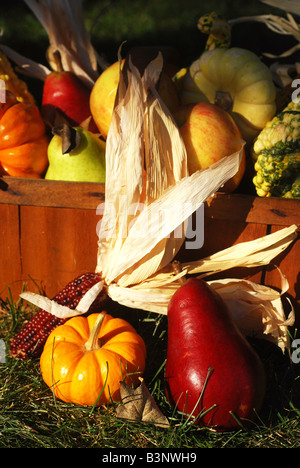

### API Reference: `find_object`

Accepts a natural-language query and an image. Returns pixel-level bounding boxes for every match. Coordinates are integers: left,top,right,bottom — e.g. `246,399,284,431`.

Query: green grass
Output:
1,289,300,449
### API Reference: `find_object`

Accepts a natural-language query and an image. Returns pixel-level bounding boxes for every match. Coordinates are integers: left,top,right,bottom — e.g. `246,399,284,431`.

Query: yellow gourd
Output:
179,47,276,142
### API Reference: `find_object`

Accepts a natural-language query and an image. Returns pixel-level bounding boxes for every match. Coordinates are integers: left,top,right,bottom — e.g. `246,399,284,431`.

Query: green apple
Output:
45,126,106,182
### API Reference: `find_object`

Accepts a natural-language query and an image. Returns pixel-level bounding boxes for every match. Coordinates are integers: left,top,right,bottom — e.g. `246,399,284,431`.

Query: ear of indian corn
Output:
9,272,103,359
0,48,36,104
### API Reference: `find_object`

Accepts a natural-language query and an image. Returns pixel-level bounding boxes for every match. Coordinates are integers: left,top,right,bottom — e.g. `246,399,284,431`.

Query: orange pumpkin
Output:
40,312,147,406
0,92,48,177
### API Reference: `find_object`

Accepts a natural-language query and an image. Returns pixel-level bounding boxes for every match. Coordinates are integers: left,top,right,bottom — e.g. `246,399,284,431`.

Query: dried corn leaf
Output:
229,8,300,58
260,0,300,16
3,0,104,86
207,273,295,353
26,0,101,85
21,281,104,319
182,224,298,278
96,53,244,287
0,45,50,81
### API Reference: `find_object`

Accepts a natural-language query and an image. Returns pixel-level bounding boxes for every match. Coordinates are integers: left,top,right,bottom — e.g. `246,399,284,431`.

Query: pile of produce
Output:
2,0,300,433
0,2,299,197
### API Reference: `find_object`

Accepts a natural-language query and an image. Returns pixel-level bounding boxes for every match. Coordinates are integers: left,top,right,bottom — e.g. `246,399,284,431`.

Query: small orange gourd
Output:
40,312,147,406
0,92,48,177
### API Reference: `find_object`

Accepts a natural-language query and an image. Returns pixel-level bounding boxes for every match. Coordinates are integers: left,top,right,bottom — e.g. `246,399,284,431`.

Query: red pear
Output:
165,277,266,431
42,51,94,128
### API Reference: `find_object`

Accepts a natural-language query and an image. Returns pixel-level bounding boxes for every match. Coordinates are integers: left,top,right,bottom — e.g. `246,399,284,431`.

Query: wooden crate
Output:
0,176,299,319
0,177,104,300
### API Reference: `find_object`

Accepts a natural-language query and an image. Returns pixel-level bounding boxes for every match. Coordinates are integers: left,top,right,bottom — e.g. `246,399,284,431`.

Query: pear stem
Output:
172,260,187,285
84,313,105,352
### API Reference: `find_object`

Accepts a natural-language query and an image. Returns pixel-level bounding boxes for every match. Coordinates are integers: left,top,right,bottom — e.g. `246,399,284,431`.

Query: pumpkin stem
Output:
214,90,233,112
84,313,105,352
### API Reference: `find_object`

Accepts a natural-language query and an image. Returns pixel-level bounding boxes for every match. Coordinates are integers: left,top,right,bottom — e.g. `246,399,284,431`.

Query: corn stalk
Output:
1,0,106,87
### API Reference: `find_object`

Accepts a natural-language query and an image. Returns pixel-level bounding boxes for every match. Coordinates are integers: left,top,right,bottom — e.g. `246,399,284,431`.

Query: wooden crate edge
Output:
0,176,105,210
206,192,300,226
1,177,299,226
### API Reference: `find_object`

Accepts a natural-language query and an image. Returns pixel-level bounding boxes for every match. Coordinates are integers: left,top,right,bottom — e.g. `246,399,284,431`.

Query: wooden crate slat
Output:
1,178,299,225
19,206,99,299
0,176,105,210
206,192,300,226
0,205,23,299
263,224,300,316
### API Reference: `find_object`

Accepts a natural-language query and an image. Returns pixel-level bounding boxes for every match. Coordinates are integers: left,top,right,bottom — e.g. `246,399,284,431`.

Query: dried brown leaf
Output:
116,379,169,428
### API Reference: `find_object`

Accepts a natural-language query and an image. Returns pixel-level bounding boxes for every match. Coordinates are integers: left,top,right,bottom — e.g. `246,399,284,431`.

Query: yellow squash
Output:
180,47,276,141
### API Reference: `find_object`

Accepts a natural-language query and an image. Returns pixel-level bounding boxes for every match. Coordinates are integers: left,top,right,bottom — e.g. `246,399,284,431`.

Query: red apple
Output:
42,71,92,125
175,102,246,192
42,52,95,129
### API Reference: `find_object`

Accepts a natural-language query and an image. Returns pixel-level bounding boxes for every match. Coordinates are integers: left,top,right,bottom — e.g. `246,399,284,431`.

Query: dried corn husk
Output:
21,53,298,353
182,224,298,278
208,272,294,354
260,0,300,16
1,0,105,87
229,5,300,60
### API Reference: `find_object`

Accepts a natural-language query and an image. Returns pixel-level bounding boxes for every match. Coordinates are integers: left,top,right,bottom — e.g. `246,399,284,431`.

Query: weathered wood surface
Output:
0,176,105,209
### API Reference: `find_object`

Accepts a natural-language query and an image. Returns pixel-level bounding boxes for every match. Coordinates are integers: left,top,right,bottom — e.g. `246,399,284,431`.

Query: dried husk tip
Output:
229,1,300,85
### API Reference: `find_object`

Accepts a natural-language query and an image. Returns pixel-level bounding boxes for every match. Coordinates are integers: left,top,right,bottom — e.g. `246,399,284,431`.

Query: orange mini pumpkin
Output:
40,312,147,406
0,92,48,177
